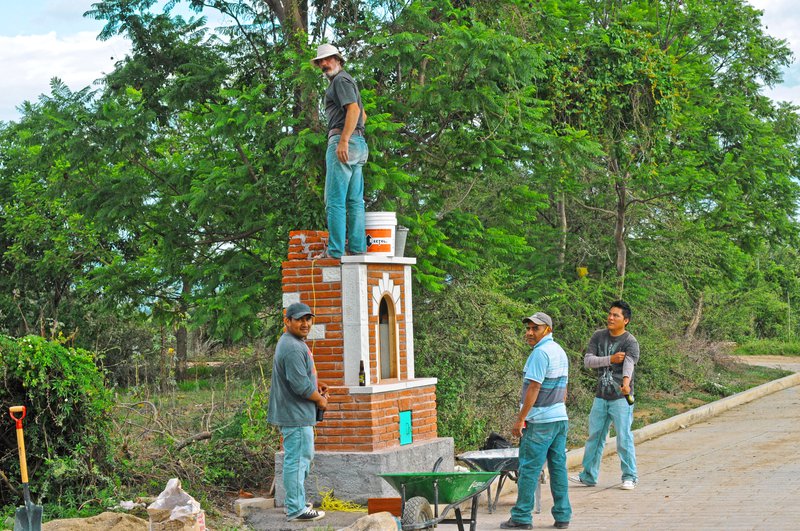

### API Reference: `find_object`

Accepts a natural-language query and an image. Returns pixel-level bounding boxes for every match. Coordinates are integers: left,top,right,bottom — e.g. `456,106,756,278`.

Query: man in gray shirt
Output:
570,300,640,490
311,44,368,260
268,302,329,521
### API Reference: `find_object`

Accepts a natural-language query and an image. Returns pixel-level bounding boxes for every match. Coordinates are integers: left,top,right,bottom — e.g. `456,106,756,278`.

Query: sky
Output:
0,1,798,123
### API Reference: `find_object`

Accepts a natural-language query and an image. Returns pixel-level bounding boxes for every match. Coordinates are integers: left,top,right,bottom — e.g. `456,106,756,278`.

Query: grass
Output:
108,353,277,530
733,339,800,356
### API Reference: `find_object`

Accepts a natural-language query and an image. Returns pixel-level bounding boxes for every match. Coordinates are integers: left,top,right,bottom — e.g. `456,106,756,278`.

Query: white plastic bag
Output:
147,478,206,531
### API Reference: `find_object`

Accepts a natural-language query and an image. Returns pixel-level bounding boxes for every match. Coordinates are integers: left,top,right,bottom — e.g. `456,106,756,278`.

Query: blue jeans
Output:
510,420,572,525
579,397,637,484
281,426,314,519
325,134,368,257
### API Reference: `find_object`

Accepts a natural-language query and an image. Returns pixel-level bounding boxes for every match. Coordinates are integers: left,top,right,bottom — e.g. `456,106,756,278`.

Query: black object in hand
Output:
624,393,635,405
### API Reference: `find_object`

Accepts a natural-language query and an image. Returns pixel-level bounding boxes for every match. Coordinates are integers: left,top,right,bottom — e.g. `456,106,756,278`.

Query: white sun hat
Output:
311,43,346,66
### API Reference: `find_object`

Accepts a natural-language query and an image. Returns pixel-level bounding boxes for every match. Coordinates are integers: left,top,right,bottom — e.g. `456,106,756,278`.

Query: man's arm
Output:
512,379,541,438
336,103,362,163
621,339,639,394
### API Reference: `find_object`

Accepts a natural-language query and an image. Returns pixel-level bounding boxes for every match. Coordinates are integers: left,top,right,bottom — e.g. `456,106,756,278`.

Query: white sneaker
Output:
295,508,325,521
568,475,595,487
285,502,312,515
620,479,637,490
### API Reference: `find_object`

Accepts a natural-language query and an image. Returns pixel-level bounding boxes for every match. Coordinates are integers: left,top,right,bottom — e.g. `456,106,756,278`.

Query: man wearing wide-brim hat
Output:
311,43,368,260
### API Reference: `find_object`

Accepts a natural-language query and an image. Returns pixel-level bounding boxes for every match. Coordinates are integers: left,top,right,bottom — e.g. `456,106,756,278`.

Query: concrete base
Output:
274,437,454,506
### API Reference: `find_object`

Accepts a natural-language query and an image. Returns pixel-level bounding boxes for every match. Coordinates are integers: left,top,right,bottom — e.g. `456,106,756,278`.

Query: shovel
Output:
9,406,43,531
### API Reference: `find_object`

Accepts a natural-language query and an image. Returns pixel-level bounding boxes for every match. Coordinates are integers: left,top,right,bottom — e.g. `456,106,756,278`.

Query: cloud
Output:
0,31,129,122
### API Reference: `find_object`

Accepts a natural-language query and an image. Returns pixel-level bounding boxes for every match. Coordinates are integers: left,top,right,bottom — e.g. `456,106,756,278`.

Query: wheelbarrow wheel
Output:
402,496,434,530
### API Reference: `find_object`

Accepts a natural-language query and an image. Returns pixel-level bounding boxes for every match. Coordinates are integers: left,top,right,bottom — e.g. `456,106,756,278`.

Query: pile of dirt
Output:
42,512,147,531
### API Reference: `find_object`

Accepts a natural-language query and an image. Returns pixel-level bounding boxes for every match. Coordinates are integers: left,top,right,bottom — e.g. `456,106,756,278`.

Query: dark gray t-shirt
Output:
324,70,364,133
586,329,640,401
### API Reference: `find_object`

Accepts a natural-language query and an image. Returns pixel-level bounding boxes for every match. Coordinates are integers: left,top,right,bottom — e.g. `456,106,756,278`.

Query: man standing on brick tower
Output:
311,43,368,259
268,302,329,522
570,299,640,490
502,312,571,530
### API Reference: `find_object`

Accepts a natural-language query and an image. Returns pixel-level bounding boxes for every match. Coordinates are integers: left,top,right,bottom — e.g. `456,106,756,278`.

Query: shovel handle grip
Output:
9,406,28,484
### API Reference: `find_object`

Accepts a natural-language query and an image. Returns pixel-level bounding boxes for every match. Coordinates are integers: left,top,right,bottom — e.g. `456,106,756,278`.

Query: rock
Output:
339,511,401,531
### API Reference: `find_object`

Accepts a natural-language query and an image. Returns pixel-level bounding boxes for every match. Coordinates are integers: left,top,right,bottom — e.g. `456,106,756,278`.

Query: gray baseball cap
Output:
285,302,315,319
522,311,553,328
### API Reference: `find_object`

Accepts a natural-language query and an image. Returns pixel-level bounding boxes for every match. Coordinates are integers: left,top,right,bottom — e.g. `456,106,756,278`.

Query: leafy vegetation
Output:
0,336,115,511
734,340,800,356
0,0,799,522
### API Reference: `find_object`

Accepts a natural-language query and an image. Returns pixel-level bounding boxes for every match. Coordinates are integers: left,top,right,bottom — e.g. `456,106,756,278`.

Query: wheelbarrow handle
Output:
9,406,29,484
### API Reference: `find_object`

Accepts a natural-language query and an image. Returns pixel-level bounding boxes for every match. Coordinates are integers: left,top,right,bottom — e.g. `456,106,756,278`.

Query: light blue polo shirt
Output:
520,333,569,424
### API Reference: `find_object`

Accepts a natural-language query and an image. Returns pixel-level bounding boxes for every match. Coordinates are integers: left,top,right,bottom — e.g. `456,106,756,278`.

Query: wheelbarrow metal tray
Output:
458,448,519,472
379,471,499,505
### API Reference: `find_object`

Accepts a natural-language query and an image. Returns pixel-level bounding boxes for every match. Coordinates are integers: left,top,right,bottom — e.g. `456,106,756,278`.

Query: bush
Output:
734,339,800,356
414,273,528,451
0,335,115,510
700,286,789,342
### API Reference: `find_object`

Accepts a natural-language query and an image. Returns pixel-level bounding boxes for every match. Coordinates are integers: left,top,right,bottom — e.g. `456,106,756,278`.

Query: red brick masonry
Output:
283,230,438,451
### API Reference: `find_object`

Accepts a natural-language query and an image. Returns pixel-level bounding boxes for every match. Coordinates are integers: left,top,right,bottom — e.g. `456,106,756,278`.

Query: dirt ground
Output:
41,512,147,531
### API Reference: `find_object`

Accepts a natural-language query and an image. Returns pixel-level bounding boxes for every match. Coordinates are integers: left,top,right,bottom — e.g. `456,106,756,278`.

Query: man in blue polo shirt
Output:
502,312,572,530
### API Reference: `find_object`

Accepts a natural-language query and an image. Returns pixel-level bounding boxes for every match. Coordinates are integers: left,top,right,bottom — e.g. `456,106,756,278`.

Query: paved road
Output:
505,380,800,529
246,356,800,530
483,355,800,530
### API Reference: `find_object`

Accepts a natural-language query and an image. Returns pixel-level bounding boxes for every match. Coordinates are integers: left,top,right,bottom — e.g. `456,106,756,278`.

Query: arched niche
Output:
378,294,399,381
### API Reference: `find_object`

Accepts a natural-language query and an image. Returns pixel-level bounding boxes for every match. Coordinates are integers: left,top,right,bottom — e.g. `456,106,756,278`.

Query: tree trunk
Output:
263,0,308,33
174,278,191,381
557,192,567,272
160,324,168,392
685,290,704,339
614,176,628,296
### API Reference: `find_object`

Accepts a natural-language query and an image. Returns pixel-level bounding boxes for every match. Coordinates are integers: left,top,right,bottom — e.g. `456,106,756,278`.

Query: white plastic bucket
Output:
365,211,396,255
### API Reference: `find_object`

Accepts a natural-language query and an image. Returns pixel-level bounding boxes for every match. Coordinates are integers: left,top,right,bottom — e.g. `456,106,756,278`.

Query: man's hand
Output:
318,381,329,395
620,376,631,396
610,351,626,364
317,395,328,411
336,137,350,163
512,418,525,438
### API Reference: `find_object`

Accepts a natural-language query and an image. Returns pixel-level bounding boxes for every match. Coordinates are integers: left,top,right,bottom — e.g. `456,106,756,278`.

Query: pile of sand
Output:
42,511,147,531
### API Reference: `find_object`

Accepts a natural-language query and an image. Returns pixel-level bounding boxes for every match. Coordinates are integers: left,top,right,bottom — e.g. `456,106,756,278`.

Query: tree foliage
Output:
0,1,798,448
0,336,115,506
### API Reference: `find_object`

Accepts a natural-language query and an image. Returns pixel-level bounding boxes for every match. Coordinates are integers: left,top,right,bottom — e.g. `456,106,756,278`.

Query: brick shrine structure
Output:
274,230,454,504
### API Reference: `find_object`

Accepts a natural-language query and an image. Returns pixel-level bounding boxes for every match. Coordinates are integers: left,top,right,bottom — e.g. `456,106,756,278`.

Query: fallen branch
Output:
0,469,18,496
175,431,212,451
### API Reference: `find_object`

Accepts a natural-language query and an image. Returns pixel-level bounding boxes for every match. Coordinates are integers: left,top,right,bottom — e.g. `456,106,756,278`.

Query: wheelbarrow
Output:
379,460,499,531
458,447,545,514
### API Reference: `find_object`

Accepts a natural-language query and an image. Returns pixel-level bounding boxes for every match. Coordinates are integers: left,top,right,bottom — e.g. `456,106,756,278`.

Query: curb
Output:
566,371,800,469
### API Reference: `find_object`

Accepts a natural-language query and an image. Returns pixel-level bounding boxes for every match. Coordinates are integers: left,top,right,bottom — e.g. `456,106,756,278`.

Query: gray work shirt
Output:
325,70,364,133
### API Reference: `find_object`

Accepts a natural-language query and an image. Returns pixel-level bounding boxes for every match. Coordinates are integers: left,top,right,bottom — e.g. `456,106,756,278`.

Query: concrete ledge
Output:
275,438,455,506
567,371,800,468
347,377,438,394
233,497,275,517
